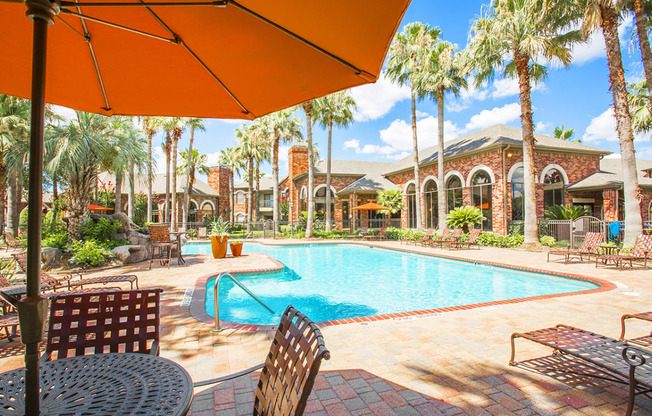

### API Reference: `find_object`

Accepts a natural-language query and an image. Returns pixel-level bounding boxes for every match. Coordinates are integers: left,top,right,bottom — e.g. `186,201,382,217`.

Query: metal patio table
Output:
0,352,193,415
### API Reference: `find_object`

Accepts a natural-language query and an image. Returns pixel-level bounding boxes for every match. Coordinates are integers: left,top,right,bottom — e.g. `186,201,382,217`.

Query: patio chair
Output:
596,234,652,270
426,228,451,248
3,232,21,252
0,277,18,342
547,231,604,263
510,324,652,416
43,288,162,361
449,229,482,250
401,228,433,245
367,227,387,241
347,226,368,239
194,306,330,416
197,226,207,239
148,223,175,269
620,311,652,345
12,252,138,291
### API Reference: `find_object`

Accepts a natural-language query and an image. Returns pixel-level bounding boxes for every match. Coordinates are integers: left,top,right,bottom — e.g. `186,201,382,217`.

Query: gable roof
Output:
383,124,611,176
98,172,218,196
293,159,395,179
567,158,652,191
234,175,287,191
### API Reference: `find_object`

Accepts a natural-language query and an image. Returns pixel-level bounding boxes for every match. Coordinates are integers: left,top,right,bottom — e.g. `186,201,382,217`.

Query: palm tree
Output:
313,91,356,232
161,117,187,230
177,148,211,219
626,0,652,105
140,116,161,223
416,39,467,231
159,119,173,223
48,111,112,240
266,109,303,233
554,125,581,142
465,0,580,243
219,146,243,224
580,0,643,245
182,117,205,226
386,22,441,231
301,101,316,237
628,80,651,132
235,124,256,232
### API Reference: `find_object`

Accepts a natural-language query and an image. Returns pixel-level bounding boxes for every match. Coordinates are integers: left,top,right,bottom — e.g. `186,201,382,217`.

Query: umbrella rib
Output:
228,0,367,78
135,0,251,116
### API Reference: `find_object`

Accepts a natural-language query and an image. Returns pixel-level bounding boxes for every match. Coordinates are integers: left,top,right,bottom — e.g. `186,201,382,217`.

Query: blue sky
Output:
150,1,652,182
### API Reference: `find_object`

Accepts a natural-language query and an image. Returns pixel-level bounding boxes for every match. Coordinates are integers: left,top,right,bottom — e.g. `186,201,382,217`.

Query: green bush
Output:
80,217,122,243
385,227,424,241
477,232,524,248
508,223,524,236
446,206,486,233
69,240,113,267
313,231,349,239
545,205,589,220
539,235,556,247
42,231,68,250
186,228,198,238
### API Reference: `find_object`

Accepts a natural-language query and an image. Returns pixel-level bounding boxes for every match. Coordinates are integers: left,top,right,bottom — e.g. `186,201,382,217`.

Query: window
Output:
188,201,198,223
446,176,463,214
511,166,524,221
236,192,244,205
261,194,273,208
342,201,350,228
406,184,417,229
315,187,334,219
470,170,493,231
235,213,245,223
424,180,438,229
543,168,565,208
300,187,307,212
201,203,214,220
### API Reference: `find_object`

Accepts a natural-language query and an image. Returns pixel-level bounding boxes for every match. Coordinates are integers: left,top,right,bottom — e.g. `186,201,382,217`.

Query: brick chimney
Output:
207,165,232,219
287,143,309,222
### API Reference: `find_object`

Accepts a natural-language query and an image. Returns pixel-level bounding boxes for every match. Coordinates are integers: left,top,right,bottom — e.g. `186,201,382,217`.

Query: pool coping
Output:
188,241,617,331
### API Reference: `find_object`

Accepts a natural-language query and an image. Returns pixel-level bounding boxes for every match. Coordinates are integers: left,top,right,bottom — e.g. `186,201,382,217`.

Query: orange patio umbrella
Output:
352,202,391,211
88,203,112,211
0,1,410,413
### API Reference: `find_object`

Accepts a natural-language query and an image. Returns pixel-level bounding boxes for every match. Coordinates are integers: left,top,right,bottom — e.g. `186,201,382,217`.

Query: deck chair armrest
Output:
193,363,265,388
149,340,160,356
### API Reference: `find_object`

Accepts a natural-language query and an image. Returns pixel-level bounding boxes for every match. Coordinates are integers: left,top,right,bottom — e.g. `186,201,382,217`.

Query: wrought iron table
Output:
0,353,193,415
170,231,186,265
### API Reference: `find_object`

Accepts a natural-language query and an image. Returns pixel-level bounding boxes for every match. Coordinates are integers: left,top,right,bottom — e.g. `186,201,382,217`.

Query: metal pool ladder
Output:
213,272,275,332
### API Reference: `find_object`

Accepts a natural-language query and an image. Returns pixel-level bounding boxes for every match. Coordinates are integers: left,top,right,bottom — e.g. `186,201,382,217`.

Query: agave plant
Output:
544,205,588,220
446,206,486,233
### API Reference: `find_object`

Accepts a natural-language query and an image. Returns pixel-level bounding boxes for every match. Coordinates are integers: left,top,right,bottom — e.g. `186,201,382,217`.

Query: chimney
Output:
287,143,309,222
207,165,232,218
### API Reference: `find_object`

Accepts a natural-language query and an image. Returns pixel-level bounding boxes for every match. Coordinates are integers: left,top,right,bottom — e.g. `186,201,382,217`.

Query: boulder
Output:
110,212,131,234
111,245,149,265
127,230,151,256
41,247,63,269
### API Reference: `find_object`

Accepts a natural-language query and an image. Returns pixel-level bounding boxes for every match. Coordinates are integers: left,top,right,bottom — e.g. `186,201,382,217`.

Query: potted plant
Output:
229,240,243,257
209,217,229,259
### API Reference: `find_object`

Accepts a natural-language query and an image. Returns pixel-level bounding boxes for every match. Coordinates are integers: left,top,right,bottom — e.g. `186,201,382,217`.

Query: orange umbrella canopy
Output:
352,202,391,211
1,0,410,119
88,204,112,211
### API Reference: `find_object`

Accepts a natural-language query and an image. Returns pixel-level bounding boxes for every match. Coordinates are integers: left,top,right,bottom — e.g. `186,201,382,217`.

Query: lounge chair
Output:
347,226,368,239
426,228,450,248
197,226,207,239
367,227,387,241
194,306,329,416
620,311,652,344
43,288,162,360
429,229,461,248
596,234,652,269
510,324,652,416
449,229,482,250
401,228,433,246
547,231,604,263
3,232,21,252
12,252,138,291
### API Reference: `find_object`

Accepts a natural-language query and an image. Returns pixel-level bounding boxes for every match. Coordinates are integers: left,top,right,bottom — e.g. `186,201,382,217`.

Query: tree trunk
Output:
49,176,58,231
601,5,643,245
633,0,652,104
410,89,423,231
436,88,447,231
147,127,153,223
255,161,261,221
128,162,135,219
183,127,195,226
304,102,315,238
171,135,179,231
14,169,22,233
164,134,171,223
326,116,333,232
515,56,539,244
230,173,234,224
0,163,7,236
6,170,17,237
114,171,122,213
272,135,280,232
247,155,254,233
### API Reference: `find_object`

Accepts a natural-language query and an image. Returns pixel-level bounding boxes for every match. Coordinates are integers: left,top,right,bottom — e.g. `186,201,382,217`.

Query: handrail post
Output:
213,272,274,332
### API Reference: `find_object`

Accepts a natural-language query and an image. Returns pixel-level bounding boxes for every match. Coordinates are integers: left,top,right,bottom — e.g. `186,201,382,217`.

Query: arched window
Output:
201,202,214,221
406,184,417,228
300,187,307,212
446,176,463,214
188,201,198,223
236,191,244,205
235,213,245,223
424,180,438,229
544,168,565,208
511,166,524,221
471,171,493,231
315,187,334,219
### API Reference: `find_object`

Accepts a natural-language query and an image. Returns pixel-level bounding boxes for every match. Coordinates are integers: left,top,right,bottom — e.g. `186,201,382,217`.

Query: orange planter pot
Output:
211,235,228,259
230,243,243,257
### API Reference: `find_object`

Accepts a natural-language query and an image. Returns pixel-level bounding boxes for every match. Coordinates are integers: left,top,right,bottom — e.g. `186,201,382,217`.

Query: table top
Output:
0,353,193,415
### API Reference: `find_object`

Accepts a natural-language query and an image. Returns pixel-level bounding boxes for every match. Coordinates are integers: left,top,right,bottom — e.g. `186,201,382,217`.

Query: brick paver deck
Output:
1,240,651,415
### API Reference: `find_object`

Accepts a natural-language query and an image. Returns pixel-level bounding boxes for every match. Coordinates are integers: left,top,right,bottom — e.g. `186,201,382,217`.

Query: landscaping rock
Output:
127,230,151,256
111,245,148,265
110,212,131,234
41,247,63,269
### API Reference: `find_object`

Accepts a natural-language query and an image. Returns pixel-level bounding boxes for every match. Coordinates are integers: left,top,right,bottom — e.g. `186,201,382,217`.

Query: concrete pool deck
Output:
1,240,651,415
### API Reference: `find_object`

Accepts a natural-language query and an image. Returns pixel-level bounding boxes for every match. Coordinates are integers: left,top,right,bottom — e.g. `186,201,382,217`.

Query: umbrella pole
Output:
20,2,59,414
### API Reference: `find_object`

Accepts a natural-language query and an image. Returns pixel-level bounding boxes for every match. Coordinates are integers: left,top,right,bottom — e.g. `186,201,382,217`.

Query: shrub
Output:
385,227,424,241
42,231,68,250
186,228,198,238
313,231,348,239
545,205,589,220
477,232,524,248
539,235,556,247
80,217,122,243
446,206,486,233
69,240,113,267
508,223,524,236
209,216,229,236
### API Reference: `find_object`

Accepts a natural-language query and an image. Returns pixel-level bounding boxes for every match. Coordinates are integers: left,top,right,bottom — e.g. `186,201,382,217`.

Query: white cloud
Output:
51,105,77,123
153,146,166,175
566,15,633,67
463,103,522,132
448,83,490,112
279,145,290,162
206,151,222,166
536,121,553,134
583,107,652,142
350,73,411,121
416,110,430,119
490,78,546,99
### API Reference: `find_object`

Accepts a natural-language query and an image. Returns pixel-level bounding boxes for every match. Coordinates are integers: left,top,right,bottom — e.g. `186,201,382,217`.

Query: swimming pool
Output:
183,242,600,326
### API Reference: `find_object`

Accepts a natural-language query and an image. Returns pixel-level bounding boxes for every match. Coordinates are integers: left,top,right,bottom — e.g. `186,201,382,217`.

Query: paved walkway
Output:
1,240,651,415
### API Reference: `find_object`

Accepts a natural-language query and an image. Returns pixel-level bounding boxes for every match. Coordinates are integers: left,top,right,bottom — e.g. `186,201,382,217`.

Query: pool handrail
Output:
213,272,275,332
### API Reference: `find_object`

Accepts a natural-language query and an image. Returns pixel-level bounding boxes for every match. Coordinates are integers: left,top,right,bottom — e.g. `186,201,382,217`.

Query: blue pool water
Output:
183,243,599,325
